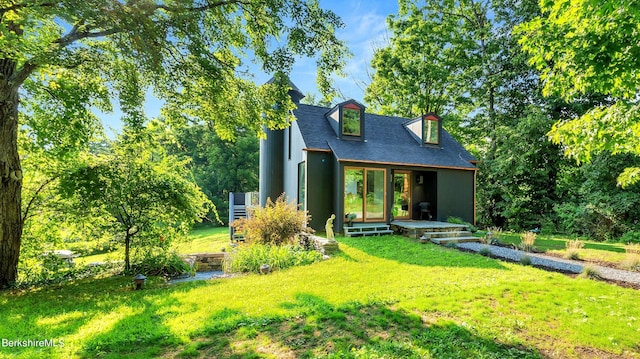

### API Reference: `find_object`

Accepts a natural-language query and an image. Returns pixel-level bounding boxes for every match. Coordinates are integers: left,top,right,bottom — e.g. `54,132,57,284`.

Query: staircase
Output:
344,224,394,237
421,227,479,245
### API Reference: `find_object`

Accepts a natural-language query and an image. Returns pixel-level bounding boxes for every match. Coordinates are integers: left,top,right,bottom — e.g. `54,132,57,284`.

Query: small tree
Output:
60,133,210,272
233,194,311,246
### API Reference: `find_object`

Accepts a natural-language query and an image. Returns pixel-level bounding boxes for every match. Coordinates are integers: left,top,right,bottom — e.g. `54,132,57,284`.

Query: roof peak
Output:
265,76,305,103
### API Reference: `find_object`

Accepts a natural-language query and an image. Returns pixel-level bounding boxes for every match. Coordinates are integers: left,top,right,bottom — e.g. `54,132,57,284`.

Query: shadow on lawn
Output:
0,276,212,358
338,235,508,270
171,293,540,358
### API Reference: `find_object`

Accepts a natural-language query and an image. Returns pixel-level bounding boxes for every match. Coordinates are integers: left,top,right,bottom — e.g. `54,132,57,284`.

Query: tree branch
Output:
21,176,58,225
156,0,252,13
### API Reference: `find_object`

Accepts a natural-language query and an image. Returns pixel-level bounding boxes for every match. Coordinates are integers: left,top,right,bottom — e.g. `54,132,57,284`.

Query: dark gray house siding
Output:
436,169,475,223
306,151,334,230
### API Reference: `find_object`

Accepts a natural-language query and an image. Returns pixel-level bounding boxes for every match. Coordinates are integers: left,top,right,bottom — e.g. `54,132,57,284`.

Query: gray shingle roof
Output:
294,103,476,170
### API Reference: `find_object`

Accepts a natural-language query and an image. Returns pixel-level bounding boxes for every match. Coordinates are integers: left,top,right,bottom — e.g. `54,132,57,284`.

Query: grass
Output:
489,232,630,266
76,226,230,266
1,234,640,358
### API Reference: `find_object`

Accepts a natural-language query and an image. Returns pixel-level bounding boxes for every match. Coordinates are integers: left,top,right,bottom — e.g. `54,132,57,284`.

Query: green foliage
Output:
518,232,537,253
1,0,347,287
129,250,191,278
554,154,640,241
579,266,601,280
58,130,211,271
14,257,122,289
621,244,640,272
232,194,311,246
620,231,640,244
517,0,640,187
446,216,477,233
564,239,584,260
478,246,492,257
223,244,322,274
165,124,259,226
519,255,532,266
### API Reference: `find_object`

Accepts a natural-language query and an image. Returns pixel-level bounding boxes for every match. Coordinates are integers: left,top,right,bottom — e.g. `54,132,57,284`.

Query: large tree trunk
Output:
0,59,24,288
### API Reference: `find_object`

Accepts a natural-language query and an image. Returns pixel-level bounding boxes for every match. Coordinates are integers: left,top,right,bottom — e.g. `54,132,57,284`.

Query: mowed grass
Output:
493,232,629,265
76,226,231,265
1,235,640,358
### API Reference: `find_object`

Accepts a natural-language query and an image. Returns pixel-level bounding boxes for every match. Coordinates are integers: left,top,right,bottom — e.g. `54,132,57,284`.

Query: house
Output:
259,82,477,233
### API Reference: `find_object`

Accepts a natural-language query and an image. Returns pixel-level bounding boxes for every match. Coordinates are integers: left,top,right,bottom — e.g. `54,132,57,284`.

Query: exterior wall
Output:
282,122,306,204
436,169,475,223
306,151,334,231
259,128,284,206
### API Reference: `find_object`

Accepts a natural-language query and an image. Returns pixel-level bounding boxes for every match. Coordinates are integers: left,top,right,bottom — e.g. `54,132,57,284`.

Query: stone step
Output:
422,225,468,233
423,231,472,239
430,236,480,245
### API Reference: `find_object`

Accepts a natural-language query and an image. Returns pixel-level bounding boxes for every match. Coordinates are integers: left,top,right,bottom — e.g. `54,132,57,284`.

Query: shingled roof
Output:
294,103,477,170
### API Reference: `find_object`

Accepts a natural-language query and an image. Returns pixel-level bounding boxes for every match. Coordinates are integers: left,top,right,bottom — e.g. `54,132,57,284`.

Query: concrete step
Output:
423,231,472,239
430,236,480,245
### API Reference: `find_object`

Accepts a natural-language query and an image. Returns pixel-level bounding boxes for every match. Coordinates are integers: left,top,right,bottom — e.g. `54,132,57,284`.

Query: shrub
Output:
520,255,532,266
620,230,640,244
482,226,502,245
223,244,322,274
621,243,640,271
232,194,312,246
129,250,191,277
564,239,585,260
447,216,477,233
579,265,601,280
518,232,537,252
478,246,491,257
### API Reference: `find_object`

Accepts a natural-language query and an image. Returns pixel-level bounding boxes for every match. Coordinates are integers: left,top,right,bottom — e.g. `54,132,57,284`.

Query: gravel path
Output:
456,242,640,287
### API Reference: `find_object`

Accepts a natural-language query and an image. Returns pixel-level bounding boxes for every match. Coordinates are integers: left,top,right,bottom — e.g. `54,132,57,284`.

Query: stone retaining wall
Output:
184,252,227,272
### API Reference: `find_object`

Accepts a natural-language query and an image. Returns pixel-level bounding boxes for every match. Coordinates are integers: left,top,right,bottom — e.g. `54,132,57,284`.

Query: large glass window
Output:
344,168,364,220
423,116,439,144
298,162,306,210
393,171,411,219
344,168,386,222
342,108,361,136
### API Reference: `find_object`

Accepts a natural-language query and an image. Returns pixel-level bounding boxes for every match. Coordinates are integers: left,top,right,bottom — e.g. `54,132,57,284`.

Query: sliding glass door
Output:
344,167,386,222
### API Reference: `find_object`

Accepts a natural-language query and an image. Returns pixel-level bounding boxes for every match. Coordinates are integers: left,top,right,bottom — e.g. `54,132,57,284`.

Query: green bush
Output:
446,216,477,233
620,230,640,244
224,244,322,274
16,255,123,288
232,194,312,246
129,250,191,277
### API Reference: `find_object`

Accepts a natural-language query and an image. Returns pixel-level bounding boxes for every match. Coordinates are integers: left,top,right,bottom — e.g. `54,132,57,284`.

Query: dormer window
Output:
342,104,362,136
325,100,366,140
423,114,440,145
403,113,442,146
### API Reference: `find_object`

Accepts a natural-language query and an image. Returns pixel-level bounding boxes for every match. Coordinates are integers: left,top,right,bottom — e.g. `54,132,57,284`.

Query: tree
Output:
59,131,210,272
516,0,640,187
169,123,259,225
0,0,347,287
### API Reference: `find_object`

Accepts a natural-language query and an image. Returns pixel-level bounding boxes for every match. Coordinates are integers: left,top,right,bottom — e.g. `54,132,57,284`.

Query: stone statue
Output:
325,214,336,240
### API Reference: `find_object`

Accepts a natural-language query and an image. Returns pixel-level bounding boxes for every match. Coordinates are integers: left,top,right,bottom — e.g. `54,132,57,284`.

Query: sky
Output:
101,0,399,136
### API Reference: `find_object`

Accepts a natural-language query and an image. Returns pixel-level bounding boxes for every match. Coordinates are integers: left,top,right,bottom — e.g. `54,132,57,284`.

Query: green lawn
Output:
76,226,231,265
2,235,640,358
491,232,630,265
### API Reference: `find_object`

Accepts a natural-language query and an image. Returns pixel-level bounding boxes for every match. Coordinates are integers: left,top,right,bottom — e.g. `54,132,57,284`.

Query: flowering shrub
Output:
232,194,312,246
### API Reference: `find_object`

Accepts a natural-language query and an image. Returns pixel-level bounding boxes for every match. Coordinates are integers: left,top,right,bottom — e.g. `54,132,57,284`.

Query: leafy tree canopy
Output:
517,0,640,186
1,0,347,287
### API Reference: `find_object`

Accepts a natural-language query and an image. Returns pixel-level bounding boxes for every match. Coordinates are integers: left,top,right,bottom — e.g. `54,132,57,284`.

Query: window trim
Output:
343,166,387,223
422,114,440,145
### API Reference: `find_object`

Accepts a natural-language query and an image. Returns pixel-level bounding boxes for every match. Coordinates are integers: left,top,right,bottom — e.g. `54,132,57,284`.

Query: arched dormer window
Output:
422,113,440,145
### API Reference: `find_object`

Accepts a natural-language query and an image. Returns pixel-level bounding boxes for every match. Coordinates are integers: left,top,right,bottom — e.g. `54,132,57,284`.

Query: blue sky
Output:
101,0,398,136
